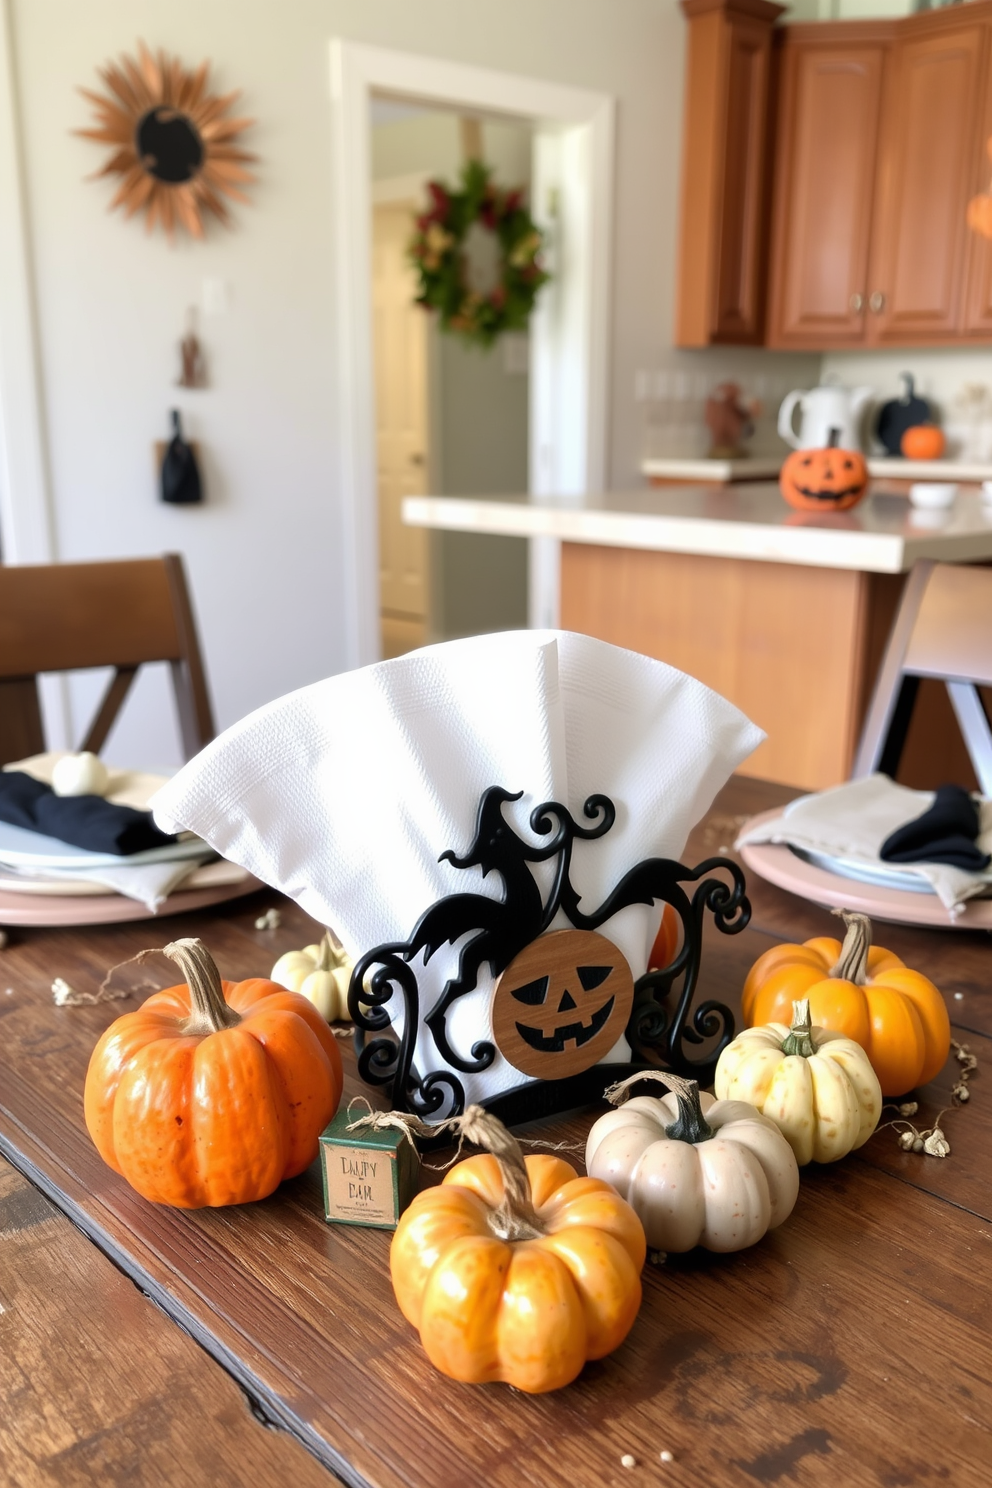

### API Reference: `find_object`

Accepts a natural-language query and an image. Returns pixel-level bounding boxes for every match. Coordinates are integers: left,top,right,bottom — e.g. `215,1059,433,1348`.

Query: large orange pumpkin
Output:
779,428,869,513
391,1108,645,1393
84,937,344,1207
741,912,950,1096
900,424,946,460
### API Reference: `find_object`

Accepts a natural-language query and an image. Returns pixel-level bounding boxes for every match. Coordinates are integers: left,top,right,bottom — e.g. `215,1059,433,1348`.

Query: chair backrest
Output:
0,553,215,766
852,560,992,793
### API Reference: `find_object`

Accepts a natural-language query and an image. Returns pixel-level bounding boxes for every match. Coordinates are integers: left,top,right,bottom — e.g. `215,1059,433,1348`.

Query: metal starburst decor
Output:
77,42,255,240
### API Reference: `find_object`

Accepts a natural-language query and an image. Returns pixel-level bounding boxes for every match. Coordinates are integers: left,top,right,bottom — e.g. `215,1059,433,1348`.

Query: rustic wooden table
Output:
1,776,989,1488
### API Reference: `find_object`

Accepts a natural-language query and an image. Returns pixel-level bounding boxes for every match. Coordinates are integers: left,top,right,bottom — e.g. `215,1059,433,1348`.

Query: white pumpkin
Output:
51,751,109,798
586,1073,799,1254
271,932,353,1022
714,998,882,1165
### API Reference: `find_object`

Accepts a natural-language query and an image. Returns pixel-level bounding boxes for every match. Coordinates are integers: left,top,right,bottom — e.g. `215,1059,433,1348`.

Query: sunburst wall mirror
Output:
77,42,255,239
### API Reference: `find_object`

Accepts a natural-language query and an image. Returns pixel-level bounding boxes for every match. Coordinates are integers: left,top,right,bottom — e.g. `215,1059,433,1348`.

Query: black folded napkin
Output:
0,771,178,857
879,784,990,871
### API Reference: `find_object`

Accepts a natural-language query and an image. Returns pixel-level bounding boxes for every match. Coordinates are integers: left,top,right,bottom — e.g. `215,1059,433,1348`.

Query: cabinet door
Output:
767,42,886,349
710,14,774,342
676,0,783,348
962,49,992,337
868,22,986,344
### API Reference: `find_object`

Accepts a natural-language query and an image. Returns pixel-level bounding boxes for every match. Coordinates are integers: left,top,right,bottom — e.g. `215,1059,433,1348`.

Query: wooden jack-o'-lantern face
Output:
779,428,868,513
491,929,635,1080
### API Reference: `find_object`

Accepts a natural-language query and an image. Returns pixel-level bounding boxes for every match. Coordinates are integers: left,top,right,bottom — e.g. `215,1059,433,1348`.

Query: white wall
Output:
2,0,822,768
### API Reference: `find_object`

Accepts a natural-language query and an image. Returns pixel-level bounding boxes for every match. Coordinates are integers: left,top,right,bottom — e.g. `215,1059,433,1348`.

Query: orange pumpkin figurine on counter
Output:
779,428,868,513
741,911,950,1097
900,424,946,461
84,937,344,1207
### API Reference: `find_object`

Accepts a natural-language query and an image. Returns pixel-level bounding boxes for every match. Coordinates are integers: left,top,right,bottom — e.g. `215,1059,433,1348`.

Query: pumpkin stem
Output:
343,1102,546,1241
603,1069,715,1145
161,938,242,1036
781,998,818,1058
827,426,841,448
458,1105,546,1241
829,910,871,984
315,933,335,974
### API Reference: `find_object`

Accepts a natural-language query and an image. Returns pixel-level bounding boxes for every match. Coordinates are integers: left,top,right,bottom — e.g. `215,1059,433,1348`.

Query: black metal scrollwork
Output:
348,785,749,1120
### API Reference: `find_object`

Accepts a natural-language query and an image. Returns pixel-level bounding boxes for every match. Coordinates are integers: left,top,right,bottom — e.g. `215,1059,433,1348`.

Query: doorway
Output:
330,40,614,669
371,186,432,658
370,102,533,658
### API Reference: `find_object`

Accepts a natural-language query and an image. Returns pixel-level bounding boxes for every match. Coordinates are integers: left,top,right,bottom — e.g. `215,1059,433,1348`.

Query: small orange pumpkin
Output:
780,428,869,513
967,190,992,240
741,912,950,1096
391,1107,646,1393
84,937,344,1207
900,423,946,460
648,903,679,970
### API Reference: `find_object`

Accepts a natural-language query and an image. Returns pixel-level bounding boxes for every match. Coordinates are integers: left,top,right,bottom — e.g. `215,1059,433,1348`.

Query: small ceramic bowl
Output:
909,482,958,510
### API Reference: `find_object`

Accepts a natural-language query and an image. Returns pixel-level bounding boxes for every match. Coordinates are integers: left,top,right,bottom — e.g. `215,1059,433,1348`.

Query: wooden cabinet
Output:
765,4,992,350
869,18,986,345
675,0,785,348
766,37,886,348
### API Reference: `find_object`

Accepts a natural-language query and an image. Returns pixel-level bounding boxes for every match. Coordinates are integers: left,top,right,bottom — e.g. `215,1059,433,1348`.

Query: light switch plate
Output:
202,277,229,315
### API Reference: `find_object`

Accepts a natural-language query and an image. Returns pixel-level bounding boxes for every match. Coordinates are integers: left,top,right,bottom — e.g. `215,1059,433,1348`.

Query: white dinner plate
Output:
0,859,249,898
0,817,208,871
792,845,936,895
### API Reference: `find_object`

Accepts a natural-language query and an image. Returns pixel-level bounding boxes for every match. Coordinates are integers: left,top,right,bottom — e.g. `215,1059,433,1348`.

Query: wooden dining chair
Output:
0,553,215,767
851,559,992,794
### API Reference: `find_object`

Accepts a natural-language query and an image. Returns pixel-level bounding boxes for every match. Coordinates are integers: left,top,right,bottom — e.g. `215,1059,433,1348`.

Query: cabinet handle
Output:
869,291,886,313
849,292,864,313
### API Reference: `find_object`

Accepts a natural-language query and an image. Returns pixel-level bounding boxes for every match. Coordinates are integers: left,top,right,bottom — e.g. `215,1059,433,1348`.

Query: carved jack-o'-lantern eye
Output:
491,929,635,1079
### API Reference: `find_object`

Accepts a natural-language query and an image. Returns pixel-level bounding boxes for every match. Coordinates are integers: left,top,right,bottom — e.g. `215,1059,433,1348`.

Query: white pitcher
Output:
777,384,873,451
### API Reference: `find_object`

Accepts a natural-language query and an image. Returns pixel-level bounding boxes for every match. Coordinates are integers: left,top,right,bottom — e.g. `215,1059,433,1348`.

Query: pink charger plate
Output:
0,874,265,928
738,807,992,931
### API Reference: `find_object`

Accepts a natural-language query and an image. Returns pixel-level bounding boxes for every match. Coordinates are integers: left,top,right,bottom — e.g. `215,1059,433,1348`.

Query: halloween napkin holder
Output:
348,785,750,1125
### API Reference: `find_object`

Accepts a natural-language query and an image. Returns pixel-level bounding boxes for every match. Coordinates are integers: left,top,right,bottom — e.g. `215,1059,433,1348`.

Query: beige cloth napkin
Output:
736,773,992,913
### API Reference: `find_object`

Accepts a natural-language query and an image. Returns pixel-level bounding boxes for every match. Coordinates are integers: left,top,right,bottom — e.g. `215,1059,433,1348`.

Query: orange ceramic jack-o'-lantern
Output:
491,929,635,1080
779,428,869,513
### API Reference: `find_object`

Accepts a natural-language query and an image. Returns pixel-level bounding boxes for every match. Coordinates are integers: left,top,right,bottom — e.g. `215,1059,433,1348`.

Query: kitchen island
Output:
404,483,992,790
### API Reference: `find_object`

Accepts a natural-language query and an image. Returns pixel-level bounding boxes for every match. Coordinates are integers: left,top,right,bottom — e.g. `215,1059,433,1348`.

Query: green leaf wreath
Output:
408,160,550,348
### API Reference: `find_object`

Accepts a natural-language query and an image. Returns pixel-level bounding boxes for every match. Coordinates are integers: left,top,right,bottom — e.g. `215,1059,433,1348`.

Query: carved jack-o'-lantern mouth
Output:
512,964,616,1053
794,483,865,502
492,929,635,1080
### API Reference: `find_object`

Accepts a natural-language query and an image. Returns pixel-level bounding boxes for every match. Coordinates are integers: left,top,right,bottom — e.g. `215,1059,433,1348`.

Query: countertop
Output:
403,483,992,573
641,455,992,482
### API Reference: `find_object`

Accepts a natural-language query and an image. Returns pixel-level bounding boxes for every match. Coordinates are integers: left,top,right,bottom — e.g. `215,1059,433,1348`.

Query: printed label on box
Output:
324,1144,395,1224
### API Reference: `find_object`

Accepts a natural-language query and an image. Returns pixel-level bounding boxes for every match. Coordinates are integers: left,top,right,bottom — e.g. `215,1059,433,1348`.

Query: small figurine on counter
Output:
704,381,760,459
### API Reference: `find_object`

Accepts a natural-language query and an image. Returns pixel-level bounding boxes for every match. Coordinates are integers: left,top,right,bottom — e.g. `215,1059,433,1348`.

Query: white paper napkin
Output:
736,773,992,913
153,630,763,1105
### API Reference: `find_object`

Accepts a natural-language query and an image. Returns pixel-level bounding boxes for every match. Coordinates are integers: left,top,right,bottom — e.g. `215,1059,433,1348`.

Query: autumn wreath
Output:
408,160,550,348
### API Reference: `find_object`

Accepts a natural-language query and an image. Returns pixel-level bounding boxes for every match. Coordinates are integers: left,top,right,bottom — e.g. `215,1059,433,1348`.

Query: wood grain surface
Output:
0,1156,336,1488
0,779,990,1488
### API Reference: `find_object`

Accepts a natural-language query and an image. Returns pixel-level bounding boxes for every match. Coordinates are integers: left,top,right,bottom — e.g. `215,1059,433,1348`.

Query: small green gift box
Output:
319,1107,421,1229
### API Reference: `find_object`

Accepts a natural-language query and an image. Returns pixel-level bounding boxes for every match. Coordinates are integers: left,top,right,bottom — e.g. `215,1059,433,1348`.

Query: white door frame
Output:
0,0,55,564
329,39,614,667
